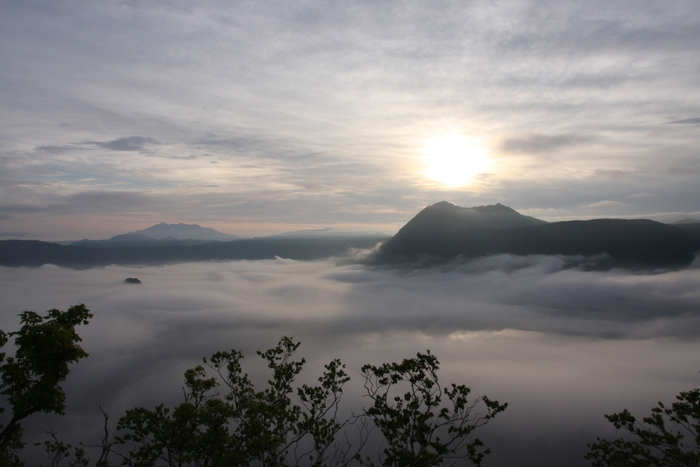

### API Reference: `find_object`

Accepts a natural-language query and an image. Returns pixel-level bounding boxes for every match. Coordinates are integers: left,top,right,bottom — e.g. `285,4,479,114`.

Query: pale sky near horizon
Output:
2,0,699,240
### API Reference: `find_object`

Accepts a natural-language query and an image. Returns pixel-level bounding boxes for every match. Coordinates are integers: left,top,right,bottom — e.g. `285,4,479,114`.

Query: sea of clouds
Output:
1,255,699,466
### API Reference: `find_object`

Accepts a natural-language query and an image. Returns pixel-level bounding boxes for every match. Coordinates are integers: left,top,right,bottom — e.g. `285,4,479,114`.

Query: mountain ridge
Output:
3,202,700,270
68,223,389,247
0,236,388,268
128,222,241,241
398,201,547,231
374,201,700,269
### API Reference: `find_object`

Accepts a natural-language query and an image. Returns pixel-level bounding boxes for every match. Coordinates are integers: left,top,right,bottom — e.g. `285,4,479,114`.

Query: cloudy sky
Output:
2,0,700,240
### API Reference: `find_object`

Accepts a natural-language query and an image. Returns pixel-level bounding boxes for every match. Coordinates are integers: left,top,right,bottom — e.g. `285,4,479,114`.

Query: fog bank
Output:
0,256,698,466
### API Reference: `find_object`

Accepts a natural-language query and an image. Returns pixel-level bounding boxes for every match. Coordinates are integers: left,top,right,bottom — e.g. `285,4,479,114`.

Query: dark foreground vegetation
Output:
0,305,507,467
0,305,697,466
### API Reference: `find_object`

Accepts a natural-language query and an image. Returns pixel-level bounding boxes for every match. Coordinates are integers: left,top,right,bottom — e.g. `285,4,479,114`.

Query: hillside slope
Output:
375,202,700,269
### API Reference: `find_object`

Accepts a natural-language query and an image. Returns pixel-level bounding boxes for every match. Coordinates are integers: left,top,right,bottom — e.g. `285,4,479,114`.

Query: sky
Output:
1,0,699,240
2,258,699,466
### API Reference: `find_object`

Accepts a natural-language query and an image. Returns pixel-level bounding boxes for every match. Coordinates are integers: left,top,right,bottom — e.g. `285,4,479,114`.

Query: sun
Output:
421,135,491,188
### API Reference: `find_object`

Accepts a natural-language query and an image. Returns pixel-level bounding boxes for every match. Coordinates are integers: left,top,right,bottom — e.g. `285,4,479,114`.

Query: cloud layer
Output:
2,1,700,238
1,257,698,466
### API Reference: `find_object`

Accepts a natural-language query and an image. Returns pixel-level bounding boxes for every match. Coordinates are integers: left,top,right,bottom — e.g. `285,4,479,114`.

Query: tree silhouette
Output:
115,337,356,467
0,307,508,467
586,388,700,467
0,304,92,465
361,351,507,467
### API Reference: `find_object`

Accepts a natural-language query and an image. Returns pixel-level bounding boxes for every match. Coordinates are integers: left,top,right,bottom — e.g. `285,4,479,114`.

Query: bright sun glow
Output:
422,135,491,187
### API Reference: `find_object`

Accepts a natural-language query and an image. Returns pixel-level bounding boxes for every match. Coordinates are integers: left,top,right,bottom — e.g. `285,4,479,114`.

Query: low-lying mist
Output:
1,254,698,466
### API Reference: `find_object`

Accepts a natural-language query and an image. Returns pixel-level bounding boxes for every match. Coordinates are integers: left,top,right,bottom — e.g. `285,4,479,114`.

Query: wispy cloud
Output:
625,192,655,199
499,134,593,155
585,200,624,208
88,136,159,151
34,145,83,154
1,1,700,237
669,117,700,124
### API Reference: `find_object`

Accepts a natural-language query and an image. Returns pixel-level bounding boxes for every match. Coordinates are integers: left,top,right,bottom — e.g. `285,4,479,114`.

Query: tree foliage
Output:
0,305,507,467
361,351,507,467
0,304,92,465
116,343,505,467
586,388,700,467
115,336,355,467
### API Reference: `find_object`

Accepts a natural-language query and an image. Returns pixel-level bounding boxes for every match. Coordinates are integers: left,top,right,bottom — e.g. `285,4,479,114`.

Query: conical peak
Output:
413,201,546,229
425,201,514,214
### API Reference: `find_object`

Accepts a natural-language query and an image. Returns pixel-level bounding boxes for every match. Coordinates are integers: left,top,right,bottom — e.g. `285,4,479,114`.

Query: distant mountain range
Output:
0,237,387,268
268,227,391,239
374,201,700,269
2,203,699,269
674,217,700,225
129,222,242,241
0,221,390,267
70,223,242,247
67,223,387,247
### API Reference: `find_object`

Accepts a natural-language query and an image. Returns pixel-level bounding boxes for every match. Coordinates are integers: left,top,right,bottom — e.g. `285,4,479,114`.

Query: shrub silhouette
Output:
116,337,353,467
361,351,507,467
115,341,506,466
0,306,506,466
0,304,92,466
586,388,700,467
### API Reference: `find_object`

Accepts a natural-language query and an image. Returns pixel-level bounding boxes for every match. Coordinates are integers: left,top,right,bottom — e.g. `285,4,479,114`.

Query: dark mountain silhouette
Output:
374,202,700,269
71,234,219,248
0,236,387,268
128,222,241,241
269,227,390,238
383,202,545,248
69,223,388,247
3,205,699,270
674,218,700,225
675,223,700,233
69,223,242,248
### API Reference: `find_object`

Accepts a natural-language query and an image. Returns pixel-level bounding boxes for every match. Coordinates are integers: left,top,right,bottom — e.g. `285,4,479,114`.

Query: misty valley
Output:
5,1,700,465
1,203,699,466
